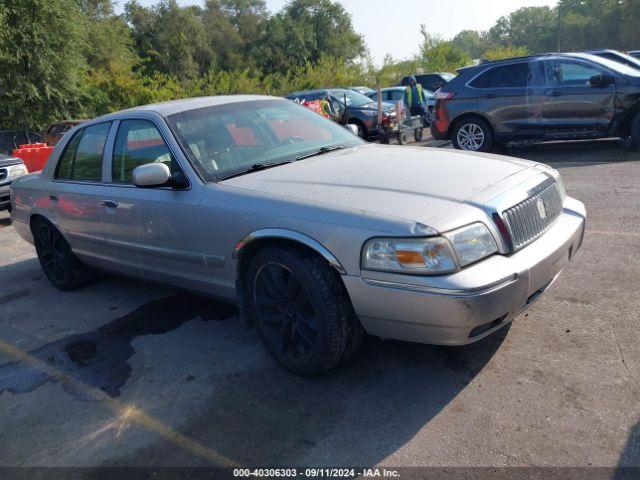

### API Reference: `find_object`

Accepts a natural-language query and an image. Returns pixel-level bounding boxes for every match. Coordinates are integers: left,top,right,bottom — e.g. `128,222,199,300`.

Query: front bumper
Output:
343,197,586,345
0,184,10,210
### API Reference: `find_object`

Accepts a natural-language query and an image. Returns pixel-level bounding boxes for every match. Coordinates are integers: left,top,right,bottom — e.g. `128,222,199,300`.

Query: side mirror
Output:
345,124,359,136
589,74,614,87
132,162,170,187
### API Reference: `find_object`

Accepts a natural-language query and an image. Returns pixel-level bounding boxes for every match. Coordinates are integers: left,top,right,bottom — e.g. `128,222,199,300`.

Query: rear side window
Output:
55,123,110,181
470,63,533,89
112,119,174,183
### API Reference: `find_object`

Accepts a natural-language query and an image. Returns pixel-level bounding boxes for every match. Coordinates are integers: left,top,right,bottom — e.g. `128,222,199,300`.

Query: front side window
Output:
471,62,536,89
55,123,110,181
167,99,364,181
112,120,174,183
545,60,603,86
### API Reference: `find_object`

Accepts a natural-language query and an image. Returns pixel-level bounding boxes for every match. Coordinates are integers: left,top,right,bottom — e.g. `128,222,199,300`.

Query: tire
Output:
32,217,96,291
452,117,494,152
414,128,423,142
354,122,367,140
246,246,359,374
631,112,640,150
397,132,407,145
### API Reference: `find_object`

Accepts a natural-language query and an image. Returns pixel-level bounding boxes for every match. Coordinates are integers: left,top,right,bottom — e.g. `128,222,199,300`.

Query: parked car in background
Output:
43,120,85,146
366,86,436,112
0,154,28,211
627,50,640,59
432,53,640,151
10,95,586,374
400,73,456,92
286,88,396,139
585,49,640,70
349,86,375,95
0,130,43,155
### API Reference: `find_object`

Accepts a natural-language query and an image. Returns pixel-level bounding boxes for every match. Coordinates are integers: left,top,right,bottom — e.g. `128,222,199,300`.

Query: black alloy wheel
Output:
247,246,363,374
32,218,95,291
253,262,318,362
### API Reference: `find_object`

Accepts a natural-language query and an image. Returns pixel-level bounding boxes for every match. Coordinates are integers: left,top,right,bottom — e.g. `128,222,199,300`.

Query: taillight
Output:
435,91,455,101
434,91,456,130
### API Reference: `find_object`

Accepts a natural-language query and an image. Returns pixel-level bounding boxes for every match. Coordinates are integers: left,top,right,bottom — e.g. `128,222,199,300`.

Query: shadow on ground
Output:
119,310,509,467
504,139,640,168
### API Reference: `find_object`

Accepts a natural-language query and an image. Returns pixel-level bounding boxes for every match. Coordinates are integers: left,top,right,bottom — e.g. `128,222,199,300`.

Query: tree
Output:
259,0,365,73
418,30,471,72
79,0,138,72
487,6,557,54
201,0,268,71
126,0,211,81
0,0,87,130
452,30,488,59
482,46,530,61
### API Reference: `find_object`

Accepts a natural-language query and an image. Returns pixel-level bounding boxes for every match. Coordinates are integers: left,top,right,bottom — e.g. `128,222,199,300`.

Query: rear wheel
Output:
452,117,494,152
32,218,95,291
247,246,359,374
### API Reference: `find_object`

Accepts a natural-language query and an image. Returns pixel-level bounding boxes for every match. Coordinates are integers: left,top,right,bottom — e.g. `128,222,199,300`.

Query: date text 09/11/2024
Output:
232,468,400,478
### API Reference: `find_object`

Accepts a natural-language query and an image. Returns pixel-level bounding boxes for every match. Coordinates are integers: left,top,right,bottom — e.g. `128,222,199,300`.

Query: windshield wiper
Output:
218,161,291,181
296,145,346,161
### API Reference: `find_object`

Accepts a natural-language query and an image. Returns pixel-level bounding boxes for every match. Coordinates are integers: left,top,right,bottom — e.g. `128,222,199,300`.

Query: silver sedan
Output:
10,95,586,374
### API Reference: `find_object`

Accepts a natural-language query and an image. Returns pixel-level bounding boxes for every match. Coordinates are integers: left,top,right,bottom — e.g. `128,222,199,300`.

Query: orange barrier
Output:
12,143,54,172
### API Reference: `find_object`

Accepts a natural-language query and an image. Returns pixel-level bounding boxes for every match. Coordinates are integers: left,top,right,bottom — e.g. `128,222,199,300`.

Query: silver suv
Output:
10,96,586,374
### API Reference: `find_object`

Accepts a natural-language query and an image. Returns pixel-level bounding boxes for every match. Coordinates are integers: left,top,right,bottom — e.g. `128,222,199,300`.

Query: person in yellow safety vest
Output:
405,76,427,118
321,98,333,119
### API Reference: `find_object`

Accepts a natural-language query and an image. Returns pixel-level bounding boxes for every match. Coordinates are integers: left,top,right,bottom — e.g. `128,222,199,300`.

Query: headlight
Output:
7,164,28,181
362,223,498,275
362,237,457,274
444,223,498,267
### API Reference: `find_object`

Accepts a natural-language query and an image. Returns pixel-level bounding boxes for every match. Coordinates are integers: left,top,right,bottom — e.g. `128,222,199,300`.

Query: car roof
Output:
94,95,280,121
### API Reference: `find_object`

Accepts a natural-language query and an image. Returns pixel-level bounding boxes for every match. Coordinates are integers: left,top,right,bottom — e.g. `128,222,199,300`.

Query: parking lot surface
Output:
0,139,638,469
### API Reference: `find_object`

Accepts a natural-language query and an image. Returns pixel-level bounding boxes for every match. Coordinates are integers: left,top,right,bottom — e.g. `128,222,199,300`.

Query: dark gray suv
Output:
431,53,640,151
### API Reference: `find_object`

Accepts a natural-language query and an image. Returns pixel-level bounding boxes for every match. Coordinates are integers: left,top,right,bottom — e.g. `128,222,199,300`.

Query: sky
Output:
123,0,559,65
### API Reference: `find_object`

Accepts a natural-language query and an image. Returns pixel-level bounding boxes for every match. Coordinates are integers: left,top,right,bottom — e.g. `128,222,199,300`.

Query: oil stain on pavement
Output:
0,293,237,401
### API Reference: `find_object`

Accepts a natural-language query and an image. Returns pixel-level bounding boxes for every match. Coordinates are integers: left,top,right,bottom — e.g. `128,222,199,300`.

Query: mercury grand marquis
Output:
10,95,586,374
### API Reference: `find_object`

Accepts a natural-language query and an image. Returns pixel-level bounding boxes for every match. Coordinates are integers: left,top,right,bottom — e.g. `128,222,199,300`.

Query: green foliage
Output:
6,0,640,131
487,6,557,54
482,46,530,62
418,30,471,72
0,0,88,130
259,0,366,73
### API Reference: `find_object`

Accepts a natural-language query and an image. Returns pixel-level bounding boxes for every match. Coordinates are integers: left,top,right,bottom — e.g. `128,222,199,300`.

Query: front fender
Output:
232,228,346,275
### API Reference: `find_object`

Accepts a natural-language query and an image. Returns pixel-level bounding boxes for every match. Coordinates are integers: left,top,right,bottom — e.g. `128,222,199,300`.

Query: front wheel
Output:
452,117,494,152
247,246,359,374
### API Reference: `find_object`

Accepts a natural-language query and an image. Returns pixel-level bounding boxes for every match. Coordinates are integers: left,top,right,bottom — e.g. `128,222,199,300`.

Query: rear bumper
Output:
430,121,449,140
342,197,586,345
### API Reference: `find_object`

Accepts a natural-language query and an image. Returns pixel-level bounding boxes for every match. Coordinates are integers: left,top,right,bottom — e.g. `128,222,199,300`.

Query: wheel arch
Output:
233,229,348,328
447,112,496,138
233,229,346,280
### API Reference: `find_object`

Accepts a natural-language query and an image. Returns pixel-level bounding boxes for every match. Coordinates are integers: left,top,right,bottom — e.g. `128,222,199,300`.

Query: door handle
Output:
547,91,562,97
101,199,118,208
48,194,59,201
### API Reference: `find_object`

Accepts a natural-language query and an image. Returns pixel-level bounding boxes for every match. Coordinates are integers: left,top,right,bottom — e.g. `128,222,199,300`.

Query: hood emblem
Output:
537,198,547,219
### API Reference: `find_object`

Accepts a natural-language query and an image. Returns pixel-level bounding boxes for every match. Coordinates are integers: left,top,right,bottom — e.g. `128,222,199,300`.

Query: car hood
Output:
0,154,23,168
220,144,535,229
357,101,395,112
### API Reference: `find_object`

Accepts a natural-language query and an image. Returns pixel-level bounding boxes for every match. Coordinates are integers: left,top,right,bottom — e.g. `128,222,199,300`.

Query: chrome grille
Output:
502,182,563,252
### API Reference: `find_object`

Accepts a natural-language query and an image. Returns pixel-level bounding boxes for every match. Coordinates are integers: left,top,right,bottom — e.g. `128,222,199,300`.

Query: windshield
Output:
166,99,365,181
571,53,640,77
327,89,374,107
